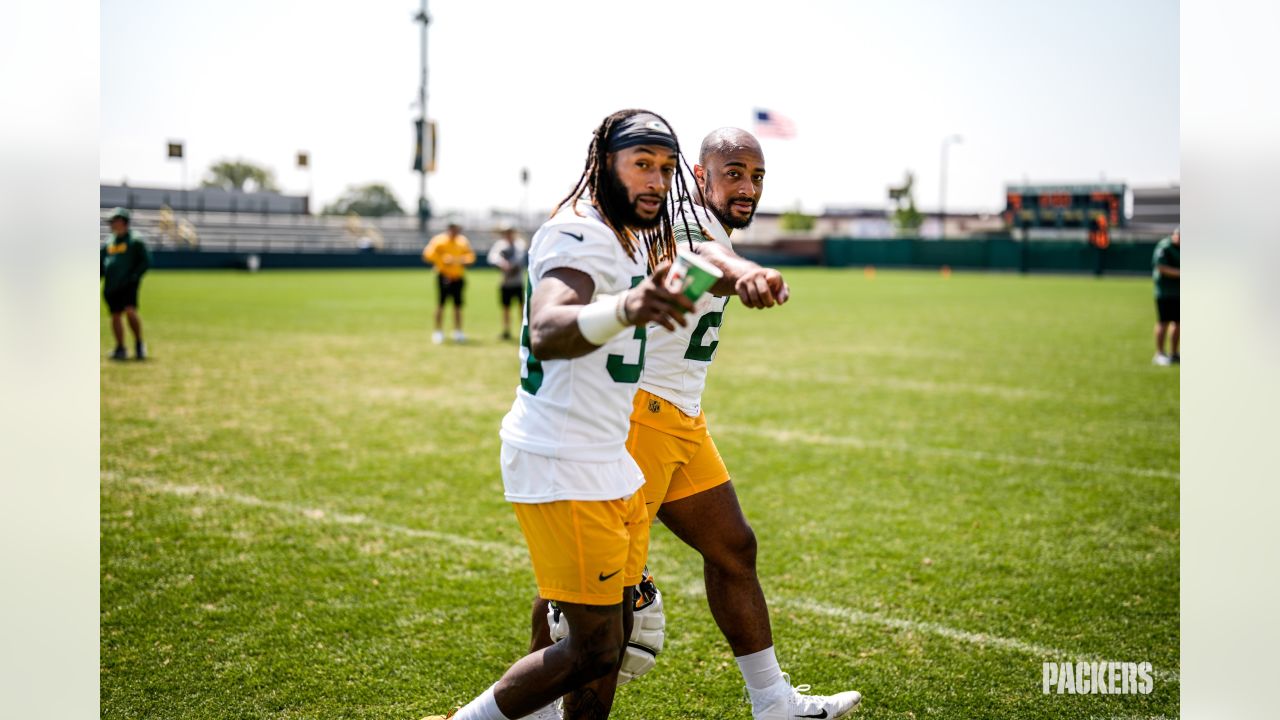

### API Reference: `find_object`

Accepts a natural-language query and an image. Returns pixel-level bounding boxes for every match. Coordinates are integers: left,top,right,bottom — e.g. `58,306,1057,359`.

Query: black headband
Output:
606,112,677,153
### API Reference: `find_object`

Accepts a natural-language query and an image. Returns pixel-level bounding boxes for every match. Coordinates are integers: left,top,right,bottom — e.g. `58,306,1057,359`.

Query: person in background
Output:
422,222,476,344
1152,227,1180,365
487,223,528,341
100,207,151,361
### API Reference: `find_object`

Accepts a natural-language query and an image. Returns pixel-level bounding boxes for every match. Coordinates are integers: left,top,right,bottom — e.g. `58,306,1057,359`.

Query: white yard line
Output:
112,474,1179,684
676,576,1180,684
121,475,524,559
725,365,1125,404
718,425,1179,480
734,371,1080,402
779,594,1180,684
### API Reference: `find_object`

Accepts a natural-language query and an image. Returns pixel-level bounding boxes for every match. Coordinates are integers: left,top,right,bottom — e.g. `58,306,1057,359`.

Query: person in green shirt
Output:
1152,228,1180,365
100,207,151,360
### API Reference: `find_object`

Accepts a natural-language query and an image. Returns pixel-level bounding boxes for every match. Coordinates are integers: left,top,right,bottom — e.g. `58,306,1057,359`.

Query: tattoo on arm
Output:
563,688,611,720
528,267,603,359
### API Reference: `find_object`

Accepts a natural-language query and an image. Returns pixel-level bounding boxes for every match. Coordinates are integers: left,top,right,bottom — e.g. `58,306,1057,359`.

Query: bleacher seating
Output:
99,208,517,255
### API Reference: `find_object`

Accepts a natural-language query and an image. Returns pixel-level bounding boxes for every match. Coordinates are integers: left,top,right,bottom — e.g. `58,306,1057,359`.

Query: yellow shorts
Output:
628,389,732,524
512,493,648,606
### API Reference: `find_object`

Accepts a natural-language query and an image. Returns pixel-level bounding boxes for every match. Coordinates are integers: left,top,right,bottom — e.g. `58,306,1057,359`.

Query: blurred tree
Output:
892,199,924,235
201,159,279,192
323,183,405,217
779,206,816,232
888,171,924,236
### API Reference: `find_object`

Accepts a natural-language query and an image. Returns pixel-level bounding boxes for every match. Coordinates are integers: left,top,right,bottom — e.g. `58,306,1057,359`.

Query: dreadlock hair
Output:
671,150,713,254
551,109,703,271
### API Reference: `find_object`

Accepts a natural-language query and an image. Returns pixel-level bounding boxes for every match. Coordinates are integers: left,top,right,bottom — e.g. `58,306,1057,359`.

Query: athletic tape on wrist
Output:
615,291,631,326
577,293,628,345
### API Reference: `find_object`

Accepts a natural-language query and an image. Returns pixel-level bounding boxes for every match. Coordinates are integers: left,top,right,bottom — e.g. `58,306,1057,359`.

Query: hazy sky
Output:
100,0,1178,217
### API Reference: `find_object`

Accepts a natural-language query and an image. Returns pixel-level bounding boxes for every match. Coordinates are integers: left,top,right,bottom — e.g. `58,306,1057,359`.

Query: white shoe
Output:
525,700,561,720
1152,352,1171,366
432,330,444,345
751,676,862,719
452,330,466,343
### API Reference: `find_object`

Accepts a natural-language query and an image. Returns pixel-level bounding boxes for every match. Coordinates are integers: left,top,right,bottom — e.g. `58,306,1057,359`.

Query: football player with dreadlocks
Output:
532,128,861,718
423,109,696,720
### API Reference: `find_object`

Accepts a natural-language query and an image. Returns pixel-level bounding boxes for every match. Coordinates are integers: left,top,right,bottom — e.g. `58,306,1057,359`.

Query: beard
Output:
707,193,756,230
601,167,662,230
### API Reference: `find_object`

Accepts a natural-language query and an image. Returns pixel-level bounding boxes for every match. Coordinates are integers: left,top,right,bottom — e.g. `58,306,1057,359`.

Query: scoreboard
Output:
1003,184,1125,228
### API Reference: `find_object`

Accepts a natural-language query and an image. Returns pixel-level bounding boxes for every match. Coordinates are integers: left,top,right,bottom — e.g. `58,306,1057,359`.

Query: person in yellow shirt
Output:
422,222,476,344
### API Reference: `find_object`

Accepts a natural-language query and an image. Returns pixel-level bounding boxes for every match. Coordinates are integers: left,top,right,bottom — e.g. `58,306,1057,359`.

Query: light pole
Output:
297,151,311,215
166,140,186,209
413,0,431,238
939,134,962,240
520,167,530,233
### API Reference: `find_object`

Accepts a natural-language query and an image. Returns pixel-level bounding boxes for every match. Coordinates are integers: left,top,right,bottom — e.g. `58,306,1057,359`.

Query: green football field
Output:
100,267,1179,720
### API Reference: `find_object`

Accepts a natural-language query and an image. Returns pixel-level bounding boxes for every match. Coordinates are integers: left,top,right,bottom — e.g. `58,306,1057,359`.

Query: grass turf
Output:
101,268,1179,719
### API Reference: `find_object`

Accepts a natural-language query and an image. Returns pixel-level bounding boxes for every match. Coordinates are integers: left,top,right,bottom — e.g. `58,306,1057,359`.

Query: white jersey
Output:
640,203,732,417
499,202,650,501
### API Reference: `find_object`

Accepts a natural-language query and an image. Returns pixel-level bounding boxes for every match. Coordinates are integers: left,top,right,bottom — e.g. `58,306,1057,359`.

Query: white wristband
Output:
577,293,629,345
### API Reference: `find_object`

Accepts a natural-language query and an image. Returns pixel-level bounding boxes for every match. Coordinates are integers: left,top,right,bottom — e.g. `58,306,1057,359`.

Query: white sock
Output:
737,646,787,706
451,685,512,720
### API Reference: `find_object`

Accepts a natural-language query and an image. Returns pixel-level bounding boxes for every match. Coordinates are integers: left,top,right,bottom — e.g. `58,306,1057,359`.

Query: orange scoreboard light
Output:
1003,184,1125,229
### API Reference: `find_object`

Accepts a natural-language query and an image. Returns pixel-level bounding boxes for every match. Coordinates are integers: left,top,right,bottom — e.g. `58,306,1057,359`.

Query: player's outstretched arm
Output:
528,262,695,360
693,241,790,309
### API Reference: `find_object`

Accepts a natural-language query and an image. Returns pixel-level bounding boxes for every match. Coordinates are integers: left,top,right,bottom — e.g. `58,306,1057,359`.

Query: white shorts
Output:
501,442,645,504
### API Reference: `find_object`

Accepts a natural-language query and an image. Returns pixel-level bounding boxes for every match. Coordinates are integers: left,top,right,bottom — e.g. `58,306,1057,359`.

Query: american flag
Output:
753,108,796,139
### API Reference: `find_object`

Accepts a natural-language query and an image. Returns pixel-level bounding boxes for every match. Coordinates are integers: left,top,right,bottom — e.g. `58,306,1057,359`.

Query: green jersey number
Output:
684,302,726,362
522,276,646,393
606,276,646,383
519,281,544,394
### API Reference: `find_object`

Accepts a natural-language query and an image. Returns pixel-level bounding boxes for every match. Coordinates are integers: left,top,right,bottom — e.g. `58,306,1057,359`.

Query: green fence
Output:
151,249,435,270
822,237,1158,274
149,239,1160,275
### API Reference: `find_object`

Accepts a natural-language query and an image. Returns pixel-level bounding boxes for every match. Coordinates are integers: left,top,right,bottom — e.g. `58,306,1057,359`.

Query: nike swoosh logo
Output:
561,231,584,242
598,569,621,581
797,712,828,719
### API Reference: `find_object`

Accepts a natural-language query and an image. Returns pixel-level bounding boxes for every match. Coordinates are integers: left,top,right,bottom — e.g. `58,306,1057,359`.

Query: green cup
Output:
666,249,723,303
